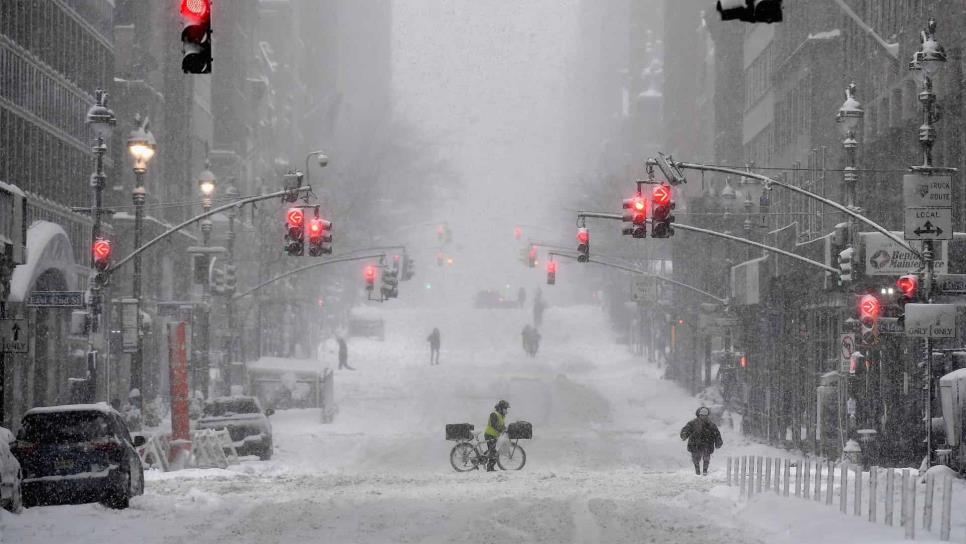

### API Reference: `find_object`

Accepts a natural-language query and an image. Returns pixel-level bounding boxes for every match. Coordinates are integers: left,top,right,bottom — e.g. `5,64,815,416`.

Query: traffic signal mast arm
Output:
548,251,727,304
230,252,387,302
575,211,839,274
646,157,923,261
108,186,312,275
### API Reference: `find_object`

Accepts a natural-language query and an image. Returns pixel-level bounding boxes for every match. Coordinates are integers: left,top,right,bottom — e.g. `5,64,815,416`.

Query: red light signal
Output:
286,208,304,228
514,226,522,240
546,259,557,285
739,355,747,368
92,238,112,270
546,260,556,273
576,228,589,244
896,274,918,300
652,184,671,206
364,265,376,291
859,294,880,322
308,218,323,239
180,0,210,18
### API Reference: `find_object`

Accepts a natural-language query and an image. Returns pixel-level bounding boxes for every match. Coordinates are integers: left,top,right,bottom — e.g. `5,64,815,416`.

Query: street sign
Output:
877,317,904,335
904,304,957,338
840,333,855,364
26,291,85,308
0,318,28,353
862,233,947,276
120,298,139,353
937,275,966,294
904,208,952,240
903,174,952,208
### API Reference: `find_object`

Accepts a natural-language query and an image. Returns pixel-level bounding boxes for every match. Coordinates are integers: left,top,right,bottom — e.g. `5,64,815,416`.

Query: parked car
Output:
11,404,145,509
0,426,22,513
196,396,274,460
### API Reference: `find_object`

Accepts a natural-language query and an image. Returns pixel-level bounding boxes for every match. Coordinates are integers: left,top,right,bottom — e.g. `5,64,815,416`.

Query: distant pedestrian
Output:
680,406,723,475
337,336,355,370
427,327,441,365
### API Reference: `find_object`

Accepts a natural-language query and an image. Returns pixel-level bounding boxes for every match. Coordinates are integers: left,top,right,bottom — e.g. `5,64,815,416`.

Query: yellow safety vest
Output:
484,411,504,437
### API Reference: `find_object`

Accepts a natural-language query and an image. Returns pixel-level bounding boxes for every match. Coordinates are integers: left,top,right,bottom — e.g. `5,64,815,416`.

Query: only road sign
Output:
0,318,28,353
904,304,956,338
903,174,952,208
904,208,952,240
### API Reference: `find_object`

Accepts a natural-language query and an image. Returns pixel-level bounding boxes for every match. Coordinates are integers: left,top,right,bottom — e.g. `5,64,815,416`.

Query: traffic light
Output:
514,226,522,240
837,247,854,285
546,259,556,285
285,208,304,256
364,265,376,292
180,0,212,74
858,293,880,345
528,245,537,268
223,263,236,294
622,193,647,238
437,252,445,267
381,267,399,299
307,217,333,256
92,238,112,271
650,183,675,238
717,0,782,23
896,274,919,302
401,254,415,281
576,228,590,263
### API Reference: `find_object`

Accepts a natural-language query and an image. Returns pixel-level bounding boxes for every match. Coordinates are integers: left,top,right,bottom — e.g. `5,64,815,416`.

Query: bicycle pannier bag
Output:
445,423,474,440
507,420,532,439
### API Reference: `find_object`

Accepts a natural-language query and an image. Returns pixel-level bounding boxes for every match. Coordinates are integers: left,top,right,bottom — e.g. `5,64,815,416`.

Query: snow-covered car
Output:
0,426,23,513
12,404,145,509
196,396,274,460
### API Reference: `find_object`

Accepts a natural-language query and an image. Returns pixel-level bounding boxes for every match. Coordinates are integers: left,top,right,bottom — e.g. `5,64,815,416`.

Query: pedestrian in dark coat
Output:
680,406,723,475
427,328,441,365
337,336,355,370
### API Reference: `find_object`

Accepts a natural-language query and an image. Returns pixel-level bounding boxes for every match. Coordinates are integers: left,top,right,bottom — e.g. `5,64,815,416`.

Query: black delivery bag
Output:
445,423,474,441
507,420,532,439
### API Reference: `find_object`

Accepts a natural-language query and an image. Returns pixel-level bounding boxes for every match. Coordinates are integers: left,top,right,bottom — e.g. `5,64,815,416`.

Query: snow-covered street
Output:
2,304,952,543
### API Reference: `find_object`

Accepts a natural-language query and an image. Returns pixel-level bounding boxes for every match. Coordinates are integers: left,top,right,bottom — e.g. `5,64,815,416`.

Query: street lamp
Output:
126,114,156,395
223,182,240,393
197,160,217,214
195,160,216,398
836,82,863,213
304,150,328,187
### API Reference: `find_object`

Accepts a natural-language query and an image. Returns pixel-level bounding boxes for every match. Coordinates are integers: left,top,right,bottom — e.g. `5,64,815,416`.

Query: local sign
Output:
904,303,957,338
904,207,952,241
0,318,28,353
26,291,85,308
903,174,952,208
839,333,855,363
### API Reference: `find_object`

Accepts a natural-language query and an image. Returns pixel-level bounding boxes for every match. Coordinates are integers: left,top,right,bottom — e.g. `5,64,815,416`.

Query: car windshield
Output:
204,398,260,416
22,411,111,443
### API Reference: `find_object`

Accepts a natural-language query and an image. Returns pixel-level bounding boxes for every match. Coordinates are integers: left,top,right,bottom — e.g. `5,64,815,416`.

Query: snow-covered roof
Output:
25,403,121,417
0,180,26,197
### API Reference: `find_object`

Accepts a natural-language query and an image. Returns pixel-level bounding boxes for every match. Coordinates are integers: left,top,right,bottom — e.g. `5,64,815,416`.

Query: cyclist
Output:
484,400,510,471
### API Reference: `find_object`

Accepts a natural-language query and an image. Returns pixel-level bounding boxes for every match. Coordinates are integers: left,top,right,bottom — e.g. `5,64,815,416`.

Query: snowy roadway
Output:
1,305,953,543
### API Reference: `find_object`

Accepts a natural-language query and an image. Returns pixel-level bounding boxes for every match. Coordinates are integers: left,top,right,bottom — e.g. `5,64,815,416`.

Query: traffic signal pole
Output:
646,159,922,260
230,252,387,302
576,212,839,274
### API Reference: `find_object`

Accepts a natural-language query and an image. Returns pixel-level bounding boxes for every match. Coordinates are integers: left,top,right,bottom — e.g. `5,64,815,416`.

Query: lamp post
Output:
126,114,156,394
223,183,239,393
84,90,115,403
909,18,947,467
196,161,216,397
304,150,328,187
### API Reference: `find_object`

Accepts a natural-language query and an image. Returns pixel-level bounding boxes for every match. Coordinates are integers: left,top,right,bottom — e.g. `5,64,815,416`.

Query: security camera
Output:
317,154,329,168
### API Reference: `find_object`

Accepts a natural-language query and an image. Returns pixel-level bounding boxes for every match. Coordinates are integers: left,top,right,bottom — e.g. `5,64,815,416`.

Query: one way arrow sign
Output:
905,207,952,240
1,319,28,353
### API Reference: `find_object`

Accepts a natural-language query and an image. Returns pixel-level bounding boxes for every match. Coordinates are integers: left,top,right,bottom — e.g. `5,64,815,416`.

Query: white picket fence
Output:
726,455,957,541
137,429,239,471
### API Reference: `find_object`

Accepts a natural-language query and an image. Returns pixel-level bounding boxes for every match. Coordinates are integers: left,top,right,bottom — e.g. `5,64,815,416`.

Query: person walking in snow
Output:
337,336,355,370
483,400,510,472
427,327,441,365
680,406,723,475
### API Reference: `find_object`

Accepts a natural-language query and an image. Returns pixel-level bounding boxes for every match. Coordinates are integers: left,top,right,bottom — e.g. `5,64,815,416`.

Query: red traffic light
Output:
514,226,522,240
528,246,537,258
546,260,557,273
364,265,376,281
181,0,210,18
739,355,747,368
308,218,324,240
576,228,589,244
896,275,918,300
92,238,112,261
286,208,304,227
859,294,880,321
652,184,671,206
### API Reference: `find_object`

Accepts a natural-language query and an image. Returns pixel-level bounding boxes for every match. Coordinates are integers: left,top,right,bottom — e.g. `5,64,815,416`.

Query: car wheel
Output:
101,471,130,510
258,440,273,461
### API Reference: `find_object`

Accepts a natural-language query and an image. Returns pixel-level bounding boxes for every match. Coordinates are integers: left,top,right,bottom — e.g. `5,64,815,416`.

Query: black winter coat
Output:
680,418,723,453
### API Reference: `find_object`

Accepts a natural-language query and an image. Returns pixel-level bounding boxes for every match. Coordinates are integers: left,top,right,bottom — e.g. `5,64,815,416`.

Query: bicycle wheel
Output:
496,442,526,471
450,442,478,472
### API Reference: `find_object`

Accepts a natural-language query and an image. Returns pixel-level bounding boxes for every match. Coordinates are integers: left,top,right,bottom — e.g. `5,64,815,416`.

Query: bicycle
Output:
449,432,527,472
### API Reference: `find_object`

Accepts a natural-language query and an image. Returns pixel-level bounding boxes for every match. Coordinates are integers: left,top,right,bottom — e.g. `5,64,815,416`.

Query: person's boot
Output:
694,464,701,475
703,460,710,475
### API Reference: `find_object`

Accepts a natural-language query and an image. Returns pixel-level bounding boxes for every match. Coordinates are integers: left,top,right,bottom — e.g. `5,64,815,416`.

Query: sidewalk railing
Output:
726,455,957,541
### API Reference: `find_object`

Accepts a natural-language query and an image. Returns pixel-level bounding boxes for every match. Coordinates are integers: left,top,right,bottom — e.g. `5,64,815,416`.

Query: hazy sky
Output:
392,0,582,288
